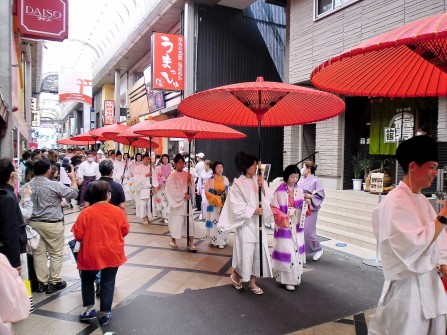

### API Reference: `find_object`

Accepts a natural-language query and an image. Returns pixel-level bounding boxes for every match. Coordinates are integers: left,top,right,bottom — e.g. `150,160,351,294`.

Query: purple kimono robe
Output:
297,174,325,253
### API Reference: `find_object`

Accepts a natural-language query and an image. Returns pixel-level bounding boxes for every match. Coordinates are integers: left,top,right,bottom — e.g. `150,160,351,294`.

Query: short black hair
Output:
0,158,15,184
161,154,170,163
283,165,300,183
22,150,31,161
211,161,224,174
90,180,111,204
99,160,114,176
174,153,185,164
235,152,257,174
33,159,51,176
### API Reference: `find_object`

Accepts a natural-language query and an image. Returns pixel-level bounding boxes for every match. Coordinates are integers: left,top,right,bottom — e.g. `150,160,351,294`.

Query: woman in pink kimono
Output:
154,154,172,223
297,160,325,261
271,165,306,291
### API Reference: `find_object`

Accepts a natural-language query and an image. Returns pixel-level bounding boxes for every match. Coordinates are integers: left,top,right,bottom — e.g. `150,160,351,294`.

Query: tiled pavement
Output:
15,203,382,335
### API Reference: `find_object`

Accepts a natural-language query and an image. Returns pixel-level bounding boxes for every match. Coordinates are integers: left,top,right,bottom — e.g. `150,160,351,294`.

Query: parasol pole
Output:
149,137,153,221
186,138,196,252
257,119,263,278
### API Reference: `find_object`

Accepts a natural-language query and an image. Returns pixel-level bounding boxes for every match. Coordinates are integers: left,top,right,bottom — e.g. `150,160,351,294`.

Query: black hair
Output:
99,160,114,176
90,180,111,205
33,159,51,176
22,150,31,161
283,165,300,183
174,153,185,164
161,154,170,163
0,158,15,184
211,161,224,174
135,153,142,161
235,152,257,174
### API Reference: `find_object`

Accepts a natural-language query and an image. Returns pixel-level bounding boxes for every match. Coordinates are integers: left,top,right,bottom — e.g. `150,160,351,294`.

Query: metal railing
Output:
295,152,318,167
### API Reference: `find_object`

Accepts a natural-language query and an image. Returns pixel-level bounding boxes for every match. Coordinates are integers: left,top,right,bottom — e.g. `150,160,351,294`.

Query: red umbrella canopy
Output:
133,116,246,141
71,130,108,142
178,77,345,127
116,118,159,142
311,12,447,97
57,138,96,146
113,136,159,149
90,122,129,139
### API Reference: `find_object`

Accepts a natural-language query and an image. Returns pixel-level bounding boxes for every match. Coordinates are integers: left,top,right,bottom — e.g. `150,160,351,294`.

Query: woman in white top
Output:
197,160,213,220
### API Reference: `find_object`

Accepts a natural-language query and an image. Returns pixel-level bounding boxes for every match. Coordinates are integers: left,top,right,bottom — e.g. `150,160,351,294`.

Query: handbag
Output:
68,239,81,262
25,225,40,253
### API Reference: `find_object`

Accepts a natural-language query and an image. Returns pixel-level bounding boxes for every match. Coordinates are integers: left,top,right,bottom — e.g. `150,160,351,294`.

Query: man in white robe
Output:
165,154,196,251
369,135,447,335
133,154,158,224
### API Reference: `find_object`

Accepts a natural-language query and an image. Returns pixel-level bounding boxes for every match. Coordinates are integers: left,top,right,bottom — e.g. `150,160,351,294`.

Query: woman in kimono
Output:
204,161,229,248
270,165,306,291
129,153,142,209
165,154,197,251
197,160,213,221
217,152,273,295
297,160,325,261
154,154,172,223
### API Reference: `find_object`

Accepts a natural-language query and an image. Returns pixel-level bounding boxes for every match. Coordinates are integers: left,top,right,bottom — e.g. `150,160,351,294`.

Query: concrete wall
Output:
286,0,447,188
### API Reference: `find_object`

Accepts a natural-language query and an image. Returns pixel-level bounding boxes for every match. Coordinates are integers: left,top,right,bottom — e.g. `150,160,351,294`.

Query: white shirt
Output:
76,161,100,180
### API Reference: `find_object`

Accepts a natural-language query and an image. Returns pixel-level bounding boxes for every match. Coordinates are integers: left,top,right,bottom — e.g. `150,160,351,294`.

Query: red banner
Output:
18,0,68,42
152,33,184,91
104,100,115,125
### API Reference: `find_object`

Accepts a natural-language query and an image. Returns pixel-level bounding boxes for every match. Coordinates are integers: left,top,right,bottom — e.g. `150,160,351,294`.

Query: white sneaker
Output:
285,285,295,291
313,249,324,261
198,215,203,220
218,245,224,249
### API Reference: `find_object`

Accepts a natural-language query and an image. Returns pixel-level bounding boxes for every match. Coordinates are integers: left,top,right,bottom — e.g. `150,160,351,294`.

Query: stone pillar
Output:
283,125,301,169
183,0,195,99
114,70,120,123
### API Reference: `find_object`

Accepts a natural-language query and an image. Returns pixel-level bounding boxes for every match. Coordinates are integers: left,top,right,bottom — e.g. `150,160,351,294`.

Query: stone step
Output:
321,202,374,218
317,224,377,251
319,208,372,228
318,215,374,238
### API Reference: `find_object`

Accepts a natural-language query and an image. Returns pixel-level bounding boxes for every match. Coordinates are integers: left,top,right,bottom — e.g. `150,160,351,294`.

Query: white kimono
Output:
217,175,274,282
133,164,158,218
165,170,197,239
369,181,447,335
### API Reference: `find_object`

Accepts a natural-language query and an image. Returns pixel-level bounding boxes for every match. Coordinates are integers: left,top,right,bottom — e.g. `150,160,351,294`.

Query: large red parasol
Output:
311,12,447,97
90,122,129,139
134,116,246,251
179,76,344,274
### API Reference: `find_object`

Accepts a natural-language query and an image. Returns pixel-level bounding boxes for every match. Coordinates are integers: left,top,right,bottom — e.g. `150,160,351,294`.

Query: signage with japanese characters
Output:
18,0,68,42
152,33,184,91
370,173,384,193
104,100,115,125
59,66,92,105
143,66,165,113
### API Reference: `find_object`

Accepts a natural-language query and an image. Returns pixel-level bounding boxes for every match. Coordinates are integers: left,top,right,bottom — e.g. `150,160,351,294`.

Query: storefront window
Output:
315,0,361,19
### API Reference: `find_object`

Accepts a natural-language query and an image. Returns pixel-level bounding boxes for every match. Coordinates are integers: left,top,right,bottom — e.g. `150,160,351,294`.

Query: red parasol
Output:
71,130,108,142
311,12,447,97
57,138,96,146
90,122,129,139
134,116,246,251
179,76,344,274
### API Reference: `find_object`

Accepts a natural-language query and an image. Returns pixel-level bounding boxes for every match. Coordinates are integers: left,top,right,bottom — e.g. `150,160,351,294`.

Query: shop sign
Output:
18,0,68,42
370,173,384,193
143,66,165,113
152,33,184,91
59,66,92,105
104,100,115,125
31,110,40,127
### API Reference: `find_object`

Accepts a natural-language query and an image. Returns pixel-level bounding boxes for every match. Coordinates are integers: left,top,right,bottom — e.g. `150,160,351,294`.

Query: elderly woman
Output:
297,160,325,261
72,180,129,326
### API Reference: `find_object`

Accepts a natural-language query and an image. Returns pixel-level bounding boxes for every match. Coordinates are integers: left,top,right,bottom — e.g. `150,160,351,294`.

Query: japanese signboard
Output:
143,66,165,113
18,0,68,42
152,33,184,91
104,100,115,125
59,66,92,105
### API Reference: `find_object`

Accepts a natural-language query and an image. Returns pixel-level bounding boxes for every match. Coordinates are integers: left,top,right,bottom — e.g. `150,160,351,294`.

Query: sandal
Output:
188,245,197,252
169,242,178,249
230,274,243,290
249,286,264,295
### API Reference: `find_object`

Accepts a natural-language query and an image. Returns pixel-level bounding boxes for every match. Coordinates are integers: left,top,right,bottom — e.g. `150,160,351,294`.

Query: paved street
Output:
16,203,383,335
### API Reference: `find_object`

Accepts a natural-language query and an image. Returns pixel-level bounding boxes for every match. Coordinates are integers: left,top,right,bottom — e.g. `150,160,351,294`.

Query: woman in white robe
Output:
197,160,213,220
129,153,142,208
154,154,172,223
165,154,197,251
217,152,273,295
133,154,158,224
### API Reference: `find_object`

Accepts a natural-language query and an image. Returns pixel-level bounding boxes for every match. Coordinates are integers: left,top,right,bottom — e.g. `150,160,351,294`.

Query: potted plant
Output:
351,154,364,191
359,156,372,191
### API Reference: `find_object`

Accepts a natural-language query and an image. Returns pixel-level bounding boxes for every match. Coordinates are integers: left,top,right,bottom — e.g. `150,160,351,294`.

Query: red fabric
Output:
441,275,447,293
71,130,107,142
72,203,129,270
311,12,447,98
178,77,345,127
271,206,289,228
90,122,128,139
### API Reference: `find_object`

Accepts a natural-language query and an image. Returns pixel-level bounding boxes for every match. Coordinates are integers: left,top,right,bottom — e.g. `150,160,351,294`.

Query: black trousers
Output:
195,193,201,211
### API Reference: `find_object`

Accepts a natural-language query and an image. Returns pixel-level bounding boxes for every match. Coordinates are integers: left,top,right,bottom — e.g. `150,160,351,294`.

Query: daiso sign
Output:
18,0,68,42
